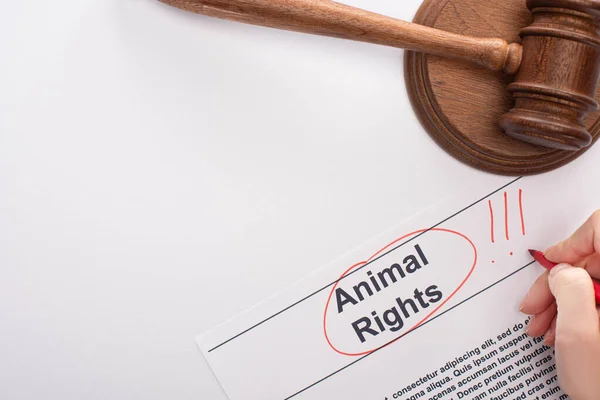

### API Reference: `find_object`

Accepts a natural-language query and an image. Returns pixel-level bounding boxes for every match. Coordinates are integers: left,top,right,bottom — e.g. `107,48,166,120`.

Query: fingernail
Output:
549,263,570,278
519,289,531,311
525,315,535,335
545,243,559,255
519,294,528,312
543,333,553,346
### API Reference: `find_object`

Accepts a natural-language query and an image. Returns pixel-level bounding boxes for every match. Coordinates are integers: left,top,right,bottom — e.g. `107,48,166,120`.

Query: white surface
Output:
0,1,591,399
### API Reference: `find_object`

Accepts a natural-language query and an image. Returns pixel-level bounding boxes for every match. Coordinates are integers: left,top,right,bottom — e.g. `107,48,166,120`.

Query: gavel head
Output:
500,0,600,150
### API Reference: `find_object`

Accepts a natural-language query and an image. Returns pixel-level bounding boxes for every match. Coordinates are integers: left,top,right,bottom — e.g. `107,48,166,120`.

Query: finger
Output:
520,271,553,314
545,211,600,264
580,252,600,279
549,264,600,339
526,302,557,337
543,315,557,346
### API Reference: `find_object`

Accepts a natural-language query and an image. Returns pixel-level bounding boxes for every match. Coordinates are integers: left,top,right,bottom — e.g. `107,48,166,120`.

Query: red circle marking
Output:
323,228,478,357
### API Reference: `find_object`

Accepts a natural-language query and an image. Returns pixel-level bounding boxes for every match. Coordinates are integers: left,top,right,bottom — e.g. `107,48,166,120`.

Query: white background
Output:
0,0,582,399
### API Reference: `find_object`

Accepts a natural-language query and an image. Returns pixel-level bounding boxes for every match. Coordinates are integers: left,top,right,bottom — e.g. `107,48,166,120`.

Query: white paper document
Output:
197,172,599,400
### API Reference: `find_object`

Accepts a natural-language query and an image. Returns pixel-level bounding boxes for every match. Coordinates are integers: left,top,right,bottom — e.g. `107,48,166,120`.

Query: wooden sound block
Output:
405,0,600,176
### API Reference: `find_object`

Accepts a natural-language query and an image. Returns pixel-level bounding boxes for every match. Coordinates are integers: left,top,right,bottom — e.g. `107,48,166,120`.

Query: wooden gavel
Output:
160,0,600,151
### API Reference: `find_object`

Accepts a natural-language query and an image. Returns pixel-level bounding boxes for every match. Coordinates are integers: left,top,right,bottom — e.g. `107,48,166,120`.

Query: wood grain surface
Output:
405,0,600,175
500,0,600,150
159,0,600,174
159,0,522,73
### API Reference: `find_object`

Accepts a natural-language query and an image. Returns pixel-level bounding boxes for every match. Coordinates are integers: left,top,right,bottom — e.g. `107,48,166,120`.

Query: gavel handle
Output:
160,0,523,75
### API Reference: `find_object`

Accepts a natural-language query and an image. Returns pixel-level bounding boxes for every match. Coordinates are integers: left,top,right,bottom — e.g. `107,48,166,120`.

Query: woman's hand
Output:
520,211,600,400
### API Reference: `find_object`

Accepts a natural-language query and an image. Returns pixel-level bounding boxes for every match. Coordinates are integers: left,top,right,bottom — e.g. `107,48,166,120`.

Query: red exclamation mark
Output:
488,200,495,243
519,189,526,236
504,191,509,241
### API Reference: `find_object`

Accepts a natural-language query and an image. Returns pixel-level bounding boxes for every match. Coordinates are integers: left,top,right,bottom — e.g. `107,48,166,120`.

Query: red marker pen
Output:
529,249,600,304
